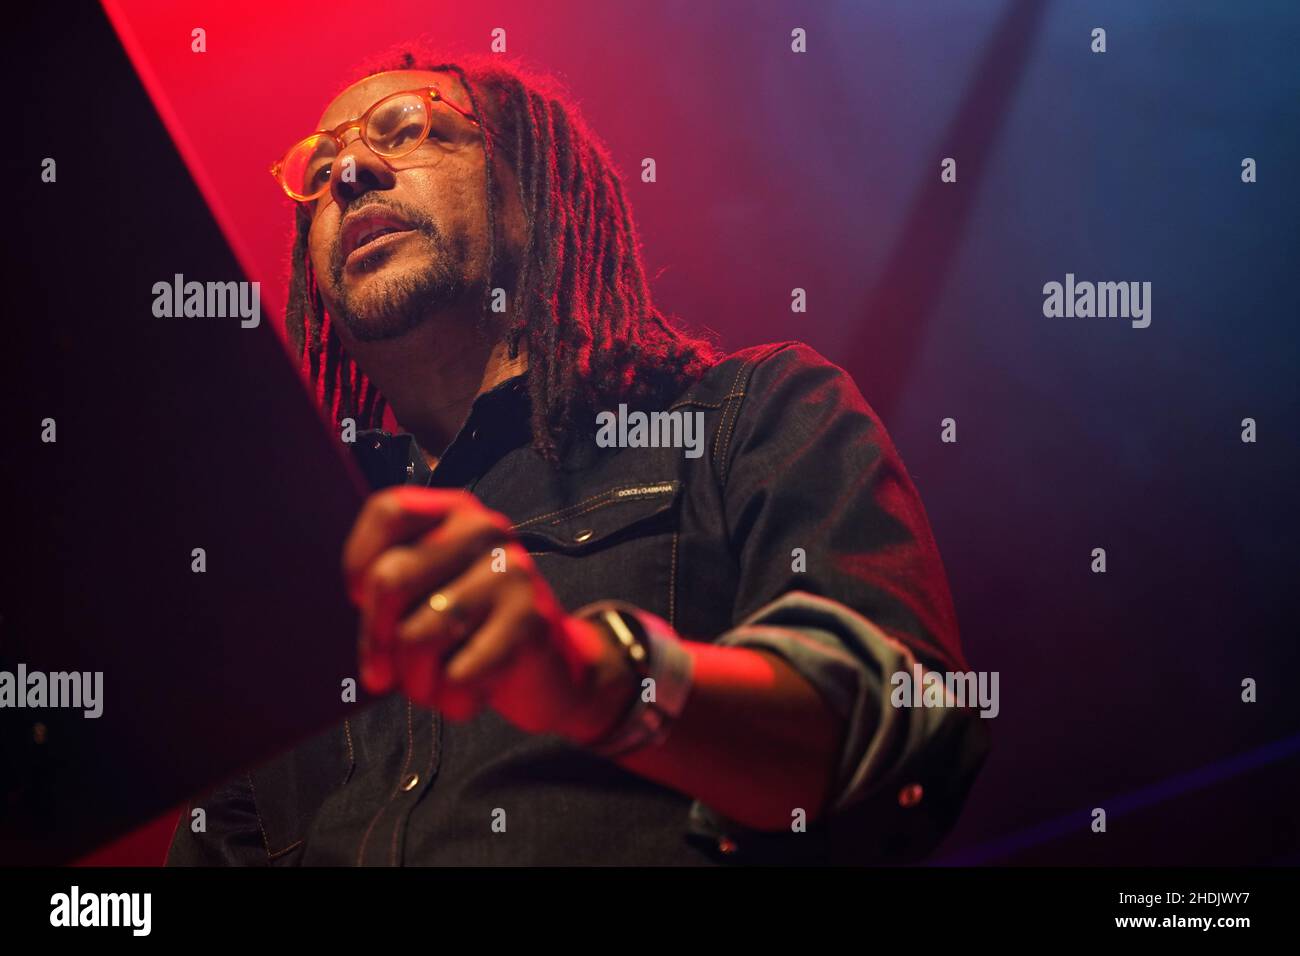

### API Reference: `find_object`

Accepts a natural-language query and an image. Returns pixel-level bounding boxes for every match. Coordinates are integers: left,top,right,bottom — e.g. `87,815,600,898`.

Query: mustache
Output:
328,197,441,285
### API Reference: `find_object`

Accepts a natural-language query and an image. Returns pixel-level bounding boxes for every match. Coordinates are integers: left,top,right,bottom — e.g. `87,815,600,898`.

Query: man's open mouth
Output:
340,211,418,266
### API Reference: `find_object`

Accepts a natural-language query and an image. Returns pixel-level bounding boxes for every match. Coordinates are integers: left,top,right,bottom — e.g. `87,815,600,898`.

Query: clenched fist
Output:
342,486,635,742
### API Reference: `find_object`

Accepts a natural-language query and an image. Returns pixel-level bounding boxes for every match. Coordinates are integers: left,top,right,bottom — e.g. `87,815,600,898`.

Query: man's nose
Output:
329,129,397,206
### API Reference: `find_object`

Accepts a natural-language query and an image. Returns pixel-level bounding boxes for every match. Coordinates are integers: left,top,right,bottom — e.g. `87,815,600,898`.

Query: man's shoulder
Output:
679,340,843,402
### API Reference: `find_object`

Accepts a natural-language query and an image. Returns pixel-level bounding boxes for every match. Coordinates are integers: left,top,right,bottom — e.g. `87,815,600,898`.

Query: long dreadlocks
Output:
285,50,720,462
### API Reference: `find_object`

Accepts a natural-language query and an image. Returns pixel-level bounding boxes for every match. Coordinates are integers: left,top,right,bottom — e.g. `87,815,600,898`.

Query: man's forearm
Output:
609,642,848,832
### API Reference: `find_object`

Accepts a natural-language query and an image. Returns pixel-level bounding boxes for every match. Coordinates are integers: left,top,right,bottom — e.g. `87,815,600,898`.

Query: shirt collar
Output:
356,373,532,490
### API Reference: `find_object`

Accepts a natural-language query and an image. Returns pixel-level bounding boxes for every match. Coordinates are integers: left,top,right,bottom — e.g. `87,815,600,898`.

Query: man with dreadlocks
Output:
167,52,987,866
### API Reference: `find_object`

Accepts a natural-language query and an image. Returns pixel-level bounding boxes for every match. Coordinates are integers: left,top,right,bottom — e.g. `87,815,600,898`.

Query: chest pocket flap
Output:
510,480,681,552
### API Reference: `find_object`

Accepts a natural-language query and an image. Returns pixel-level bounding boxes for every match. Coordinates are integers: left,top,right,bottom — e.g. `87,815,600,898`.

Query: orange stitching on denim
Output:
711,361,751,469
559,486,674,524
267,840,304,861
669,529,679,628
354,787,386,866
667,390,745,412
245,772,301,862
385,701,418,865
390,712,438,866
667,399,721,411
356,699,415,866
245,772,271,859
717,389,749,485
717,344,790,484
559,498,619,522
342,718,356,784
512,483,675,531
511,487,621,529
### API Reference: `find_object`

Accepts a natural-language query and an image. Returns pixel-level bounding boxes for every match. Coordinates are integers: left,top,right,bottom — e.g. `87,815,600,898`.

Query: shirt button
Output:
898,783,923,808
401,773,420,792
573,528,593,543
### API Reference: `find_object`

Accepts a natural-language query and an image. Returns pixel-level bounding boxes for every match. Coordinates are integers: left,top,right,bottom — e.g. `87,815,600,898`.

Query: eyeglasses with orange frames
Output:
270,85,485,202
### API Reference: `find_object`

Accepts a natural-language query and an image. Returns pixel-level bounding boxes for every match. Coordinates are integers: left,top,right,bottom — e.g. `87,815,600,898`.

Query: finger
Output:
357,546,425,691
394,609,442,705
352,503,513,617
394,552,499,650
394,554,499,709
343,487,477,603
443,597,544,687
358,586,394,693
393,640,484,721
357,507,514,703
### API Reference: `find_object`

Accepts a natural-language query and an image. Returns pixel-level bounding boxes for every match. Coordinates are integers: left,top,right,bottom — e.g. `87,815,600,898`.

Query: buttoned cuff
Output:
685,590,989,862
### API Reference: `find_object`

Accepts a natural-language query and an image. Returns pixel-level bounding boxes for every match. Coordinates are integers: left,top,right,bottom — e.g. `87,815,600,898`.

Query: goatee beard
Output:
328,221,469,343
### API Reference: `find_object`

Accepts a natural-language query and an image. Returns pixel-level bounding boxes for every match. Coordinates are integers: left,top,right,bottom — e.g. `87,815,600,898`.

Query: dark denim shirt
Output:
166,341,989,866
